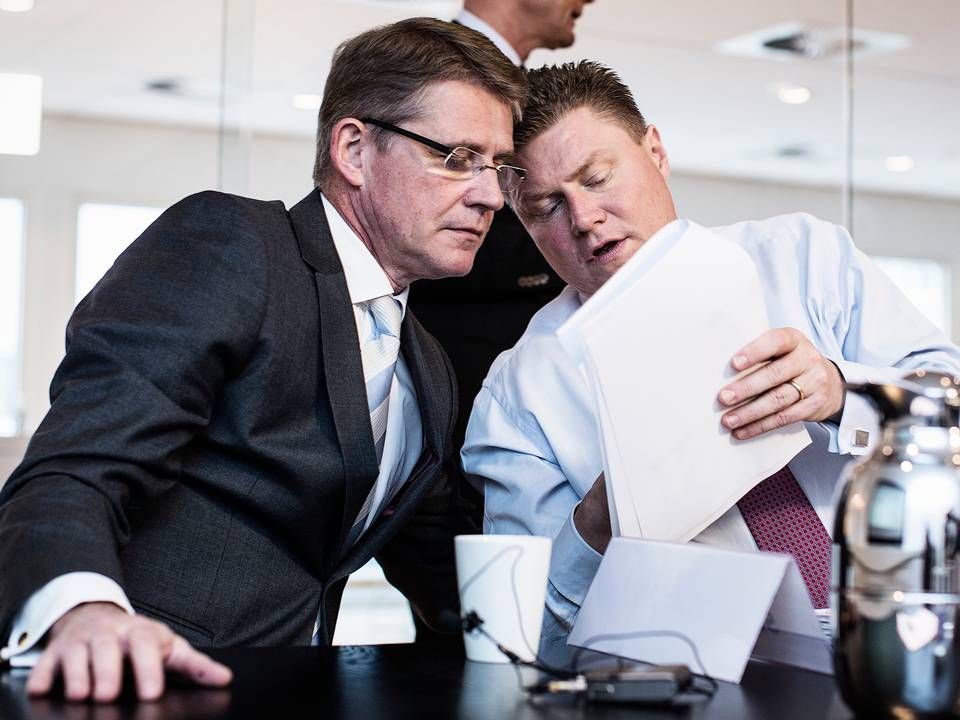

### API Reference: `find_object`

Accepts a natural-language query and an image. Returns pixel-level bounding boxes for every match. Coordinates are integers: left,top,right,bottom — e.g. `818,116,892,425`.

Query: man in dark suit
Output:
0,18,525,703
411,0,595,519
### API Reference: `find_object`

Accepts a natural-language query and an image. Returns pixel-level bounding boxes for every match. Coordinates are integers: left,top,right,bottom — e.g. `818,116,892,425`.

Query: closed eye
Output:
584,172,610,188
526,197,563,221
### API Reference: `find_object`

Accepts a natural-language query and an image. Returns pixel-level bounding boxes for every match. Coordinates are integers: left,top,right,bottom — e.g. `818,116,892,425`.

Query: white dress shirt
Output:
1,192,422,666
456,9,523,66
461,214,960,645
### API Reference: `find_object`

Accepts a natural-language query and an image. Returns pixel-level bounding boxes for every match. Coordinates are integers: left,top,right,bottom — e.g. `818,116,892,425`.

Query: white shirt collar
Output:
456,9,523,66
319,193,409,315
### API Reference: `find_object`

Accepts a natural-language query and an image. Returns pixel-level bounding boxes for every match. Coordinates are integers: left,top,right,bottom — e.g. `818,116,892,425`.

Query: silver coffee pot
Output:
833,369,960,718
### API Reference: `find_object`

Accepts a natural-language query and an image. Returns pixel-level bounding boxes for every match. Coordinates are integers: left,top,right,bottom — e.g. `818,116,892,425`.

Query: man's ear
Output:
643,125,671,179
329,117,369,188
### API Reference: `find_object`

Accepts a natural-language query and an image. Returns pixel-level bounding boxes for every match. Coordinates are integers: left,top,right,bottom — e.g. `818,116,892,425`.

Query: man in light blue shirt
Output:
461,60,960,648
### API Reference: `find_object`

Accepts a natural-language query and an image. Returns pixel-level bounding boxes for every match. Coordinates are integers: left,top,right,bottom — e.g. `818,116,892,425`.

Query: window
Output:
75,203,163,304
0,198,25,437
871,256,952,336
332,560,415,645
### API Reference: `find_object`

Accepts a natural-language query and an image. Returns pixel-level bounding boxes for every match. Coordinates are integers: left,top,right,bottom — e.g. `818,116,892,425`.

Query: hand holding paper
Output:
718,327,847,440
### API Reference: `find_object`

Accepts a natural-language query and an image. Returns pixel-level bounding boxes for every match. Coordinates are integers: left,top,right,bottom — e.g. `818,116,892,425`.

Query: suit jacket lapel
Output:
288,190,379,558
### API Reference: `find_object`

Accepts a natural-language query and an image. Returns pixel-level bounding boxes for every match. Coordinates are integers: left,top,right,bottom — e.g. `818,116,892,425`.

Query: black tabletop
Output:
0,645,853,719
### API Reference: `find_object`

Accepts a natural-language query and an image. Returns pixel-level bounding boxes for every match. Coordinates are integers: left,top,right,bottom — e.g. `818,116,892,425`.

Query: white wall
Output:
1,112,958,442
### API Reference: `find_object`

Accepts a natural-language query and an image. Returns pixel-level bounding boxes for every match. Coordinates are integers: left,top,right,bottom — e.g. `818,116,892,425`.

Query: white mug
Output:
454,534,552,664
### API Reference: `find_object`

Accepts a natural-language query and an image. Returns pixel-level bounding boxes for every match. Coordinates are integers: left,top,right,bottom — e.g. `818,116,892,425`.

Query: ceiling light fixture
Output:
292,93,322,111
885,156,914,172
0,0,34,11
777,84,812,104
716,22,910,62
0,73,42,155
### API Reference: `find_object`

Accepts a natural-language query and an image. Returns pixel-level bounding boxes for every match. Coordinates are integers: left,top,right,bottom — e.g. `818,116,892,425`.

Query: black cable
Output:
458,544,577,680
570,629,718,697
457,539,718,704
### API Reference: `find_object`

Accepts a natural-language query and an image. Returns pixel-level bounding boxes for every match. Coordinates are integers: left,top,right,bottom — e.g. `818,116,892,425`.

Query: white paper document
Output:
567,538,832,683
557,220,811,542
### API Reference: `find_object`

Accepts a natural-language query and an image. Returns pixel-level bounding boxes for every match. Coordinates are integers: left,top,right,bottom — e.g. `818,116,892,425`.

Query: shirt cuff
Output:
831,360,903,455
545,504,604,631
1,573,134,668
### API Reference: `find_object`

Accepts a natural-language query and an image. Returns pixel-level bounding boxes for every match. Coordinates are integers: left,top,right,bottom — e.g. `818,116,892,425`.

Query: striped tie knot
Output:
367,295,402,341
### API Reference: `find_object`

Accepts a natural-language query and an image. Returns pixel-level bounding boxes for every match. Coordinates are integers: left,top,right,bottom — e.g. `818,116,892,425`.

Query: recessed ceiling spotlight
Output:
777,84,812,104
885,155,914,172
716,22,910,61
777,144,812,159
292,94,323,111
0,0,34,11
145,78,183,94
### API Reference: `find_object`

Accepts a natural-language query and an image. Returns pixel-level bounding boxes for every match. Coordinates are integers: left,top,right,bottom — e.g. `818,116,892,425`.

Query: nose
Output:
568,192,604,235
465,166,506,212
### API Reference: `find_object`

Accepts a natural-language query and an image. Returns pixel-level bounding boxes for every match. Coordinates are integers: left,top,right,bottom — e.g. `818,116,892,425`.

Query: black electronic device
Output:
583,665,693,704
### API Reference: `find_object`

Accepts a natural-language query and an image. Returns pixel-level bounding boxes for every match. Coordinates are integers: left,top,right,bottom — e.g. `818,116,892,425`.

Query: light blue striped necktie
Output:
360,295,403,462
342,294,403,550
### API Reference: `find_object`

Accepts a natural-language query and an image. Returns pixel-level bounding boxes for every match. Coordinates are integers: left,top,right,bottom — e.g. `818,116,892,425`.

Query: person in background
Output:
0,19,525,703
461,60,960,650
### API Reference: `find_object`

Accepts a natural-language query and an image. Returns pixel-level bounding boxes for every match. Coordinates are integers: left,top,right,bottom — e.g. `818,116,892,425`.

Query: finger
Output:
722,381,802,430
730,328,799,371
26,646,61,697
60,641,92,702
720,354,805,407
90,633,125,703
732,399,816,440
128,627,167,701
164,636,233,687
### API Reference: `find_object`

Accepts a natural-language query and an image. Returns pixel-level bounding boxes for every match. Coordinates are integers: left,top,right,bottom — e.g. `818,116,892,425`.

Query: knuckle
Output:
127,624,157,647
775,411,790,429
772,388,788,408
767,362,785,385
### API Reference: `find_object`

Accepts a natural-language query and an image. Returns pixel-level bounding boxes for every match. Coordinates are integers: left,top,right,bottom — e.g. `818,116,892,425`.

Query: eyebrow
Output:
565,151,607,183
521,151,609,204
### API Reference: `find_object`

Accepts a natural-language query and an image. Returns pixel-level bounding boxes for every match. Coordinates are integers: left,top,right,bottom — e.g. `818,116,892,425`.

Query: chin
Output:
433,256,477,280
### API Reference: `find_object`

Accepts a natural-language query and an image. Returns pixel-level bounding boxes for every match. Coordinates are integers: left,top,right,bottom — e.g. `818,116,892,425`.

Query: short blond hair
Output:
515,61,647,153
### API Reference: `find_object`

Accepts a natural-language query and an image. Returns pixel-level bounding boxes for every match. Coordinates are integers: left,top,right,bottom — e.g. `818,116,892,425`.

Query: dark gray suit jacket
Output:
0,189,467,647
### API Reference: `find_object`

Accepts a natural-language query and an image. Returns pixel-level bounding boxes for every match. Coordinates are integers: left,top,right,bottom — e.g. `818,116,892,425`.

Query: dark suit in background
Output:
0,189,464,647
410,207,563,520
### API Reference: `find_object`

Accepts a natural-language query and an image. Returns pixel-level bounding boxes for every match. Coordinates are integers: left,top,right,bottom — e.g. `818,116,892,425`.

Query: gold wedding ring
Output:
788,379,805,402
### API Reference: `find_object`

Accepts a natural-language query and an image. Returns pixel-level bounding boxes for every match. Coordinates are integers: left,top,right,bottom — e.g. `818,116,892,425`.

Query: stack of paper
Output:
557,221,810,541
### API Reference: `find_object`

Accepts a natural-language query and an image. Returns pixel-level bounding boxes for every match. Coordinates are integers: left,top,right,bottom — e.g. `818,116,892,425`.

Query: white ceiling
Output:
1,0,958,199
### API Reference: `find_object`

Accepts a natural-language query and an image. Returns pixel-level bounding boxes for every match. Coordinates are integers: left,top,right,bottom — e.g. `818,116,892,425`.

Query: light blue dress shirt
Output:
461,214,960,646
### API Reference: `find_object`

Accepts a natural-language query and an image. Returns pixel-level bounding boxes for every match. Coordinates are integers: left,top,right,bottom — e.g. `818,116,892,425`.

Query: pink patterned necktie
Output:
737,466,831,609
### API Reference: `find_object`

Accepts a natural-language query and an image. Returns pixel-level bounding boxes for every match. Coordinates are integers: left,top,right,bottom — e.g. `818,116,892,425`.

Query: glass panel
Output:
850,1,959,340
75,203,163,305
0,198,25,437
871,256,951,335
0,3,228,434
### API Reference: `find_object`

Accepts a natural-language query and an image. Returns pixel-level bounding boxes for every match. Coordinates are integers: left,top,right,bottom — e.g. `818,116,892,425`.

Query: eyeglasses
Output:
360,118,527,194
